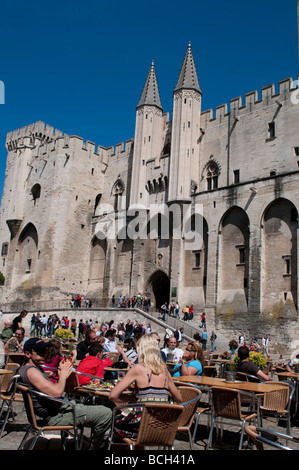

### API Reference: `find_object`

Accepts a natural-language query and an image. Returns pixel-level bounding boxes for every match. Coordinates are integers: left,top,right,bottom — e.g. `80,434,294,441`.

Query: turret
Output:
168,42,202,202
130,61,163,208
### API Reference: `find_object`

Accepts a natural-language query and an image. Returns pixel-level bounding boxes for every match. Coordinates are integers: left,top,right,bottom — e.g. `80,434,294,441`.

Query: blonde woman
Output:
172,341,204,377
109,334,182,441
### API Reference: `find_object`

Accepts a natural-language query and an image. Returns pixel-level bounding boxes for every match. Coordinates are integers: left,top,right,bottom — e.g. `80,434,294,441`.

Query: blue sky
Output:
0,0,298,199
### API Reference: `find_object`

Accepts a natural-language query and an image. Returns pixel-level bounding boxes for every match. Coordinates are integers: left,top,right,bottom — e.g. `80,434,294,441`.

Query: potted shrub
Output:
225,362,237,382
54,328,74,341
234,351,267,371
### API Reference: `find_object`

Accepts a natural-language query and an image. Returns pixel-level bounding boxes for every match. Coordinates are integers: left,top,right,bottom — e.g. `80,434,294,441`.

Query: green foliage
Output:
234,351,267,369
227,362,237,372
54,328,74,341
0,271,5,285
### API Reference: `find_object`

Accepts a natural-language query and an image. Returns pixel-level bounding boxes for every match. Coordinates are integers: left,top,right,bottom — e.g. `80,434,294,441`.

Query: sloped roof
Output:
174,42,201,93
137,61,162,110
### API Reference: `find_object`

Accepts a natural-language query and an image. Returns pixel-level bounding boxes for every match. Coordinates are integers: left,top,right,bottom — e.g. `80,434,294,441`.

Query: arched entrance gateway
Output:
147,270,170,310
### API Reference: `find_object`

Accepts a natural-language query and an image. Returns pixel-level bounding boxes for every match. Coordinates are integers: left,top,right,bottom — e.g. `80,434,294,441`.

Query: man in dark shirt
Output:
12,310,28,333
76,329,98,360
237,346,272,381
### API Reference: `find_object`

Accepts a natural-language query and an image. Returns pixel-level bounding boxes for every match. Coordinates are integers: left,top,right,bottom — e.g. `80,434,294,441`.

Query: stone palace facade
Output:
1,42,299,346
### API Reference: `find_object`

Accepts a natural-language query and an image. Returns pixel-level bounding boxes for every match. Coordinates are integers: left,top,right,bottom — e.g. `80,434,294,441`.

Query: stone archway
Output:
147,270,170,310
261,198,298,315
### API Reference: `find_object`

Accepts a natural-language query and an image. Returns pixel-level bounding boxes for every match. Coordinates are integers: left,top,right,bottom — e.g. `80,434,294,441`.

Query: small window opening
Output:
26,259,32,273
233,169,240,184
268,122,275,139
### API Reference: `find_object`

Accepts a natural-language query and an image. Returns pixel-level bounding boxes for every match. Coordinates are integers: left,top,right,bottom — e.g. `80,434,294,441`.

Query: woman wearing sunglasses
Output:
171,341,204,377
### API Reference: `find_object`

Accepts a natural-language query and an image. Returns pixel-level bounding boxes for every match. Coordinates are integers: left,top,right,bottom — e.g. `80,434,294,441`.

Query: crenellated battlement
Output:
5,120,134,162
6,120,64,144
200,75,299,126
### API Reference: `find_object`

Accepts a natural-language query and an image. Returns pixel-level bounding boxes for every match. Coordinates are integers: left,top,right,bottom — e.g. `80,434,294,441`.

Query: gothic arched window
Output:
206,163,219,191
111,179,125,211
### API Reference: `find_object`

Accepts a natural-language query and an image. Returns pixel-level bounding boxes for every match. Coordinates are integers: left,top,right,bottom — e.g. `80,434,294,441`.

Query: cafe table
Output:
0,369,13,375
175,375,288,425
104,366,129,380
276,371,299,380
104,367,129,373
75,384,136,407
174,375,287,394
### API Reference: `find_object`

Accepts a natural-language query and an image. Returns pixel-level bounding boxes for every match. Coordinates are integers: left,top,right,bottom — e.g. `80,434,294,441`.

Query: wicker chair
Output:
108,402,184,450
64,371,84,401
0,364,22,438
207,386,257,450
259,381,294,435
174,386,202,449
17,384,84,450
235,372,262,383
106,352,119,364
245,425,299,450
173,380,212,435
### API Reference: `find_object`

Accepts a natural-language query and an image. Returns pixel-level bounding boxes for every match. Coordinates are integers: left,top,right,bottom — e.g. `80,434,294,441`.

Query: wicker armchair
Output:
207,386,257,450
108,402,184,450
17,384,84,450
106,352,119,364
173,380,212,436
0,364,22,438
174,386,202,449
259,381,294,435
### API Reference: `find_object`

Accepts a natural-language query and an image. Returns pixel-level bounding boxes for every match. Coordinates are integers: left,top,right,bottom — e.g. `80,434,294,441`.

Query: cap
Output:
23,337,49,354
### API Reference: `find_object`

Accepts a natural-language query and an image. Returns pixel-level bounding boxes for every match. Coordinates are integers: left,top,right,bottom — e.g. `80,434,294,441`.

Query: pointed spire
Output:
137,61,163,110
174,42,201,93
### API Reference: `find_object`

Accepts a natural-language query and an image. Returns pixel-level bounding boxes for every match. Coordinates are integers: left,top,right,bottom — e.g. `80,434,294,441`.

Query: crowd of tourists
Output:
0,307,297,449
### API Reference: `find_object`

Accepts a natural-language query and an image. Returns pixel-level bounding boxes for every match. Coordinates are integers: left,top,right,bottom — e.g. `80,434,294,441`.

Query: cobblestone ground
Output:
1,400,299,452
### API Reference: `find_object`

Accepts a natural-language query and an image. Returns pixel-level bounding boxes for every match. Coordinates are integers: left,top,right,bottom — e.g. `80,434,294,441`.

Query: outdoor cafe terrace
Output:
1,333,299,452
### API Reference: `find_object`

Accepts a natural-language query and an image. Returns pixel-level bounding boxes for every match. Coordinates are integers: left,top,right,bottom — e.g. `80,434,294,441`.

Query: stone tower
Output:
130,61,163,209
168,42,202,202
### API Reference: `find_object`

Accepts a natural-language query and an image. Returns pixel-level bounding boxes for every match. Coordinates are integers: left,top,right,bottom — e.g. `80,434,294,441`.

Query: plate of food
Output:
85,381,116,391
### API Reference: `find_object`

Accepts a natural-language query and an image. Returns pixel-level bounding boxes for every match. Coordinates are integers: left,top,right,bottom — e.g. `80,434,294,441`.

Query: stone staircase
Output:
137,307,230,352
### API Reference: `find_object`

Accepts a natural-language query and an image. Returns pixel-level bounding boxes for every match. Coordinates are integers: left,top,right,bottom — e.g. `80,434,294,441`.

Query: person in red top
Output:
76,342,112,385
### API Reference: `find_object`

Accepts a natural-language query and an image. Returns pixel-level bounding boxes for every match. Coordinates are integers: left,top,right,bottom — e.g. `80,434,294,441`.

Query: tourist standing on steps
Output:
175,302,180,319
174,326,182,346
160,302,168,321
199,312,206,328
201,329,208,351
210,331,217,352
262,334,270,358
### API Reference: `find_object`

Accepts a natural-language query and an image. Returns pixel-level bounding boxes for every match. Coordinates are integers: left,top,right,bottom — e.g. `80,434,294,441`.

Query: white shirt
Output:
262,337,268,346
161,347,184,363
104,338,118,352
